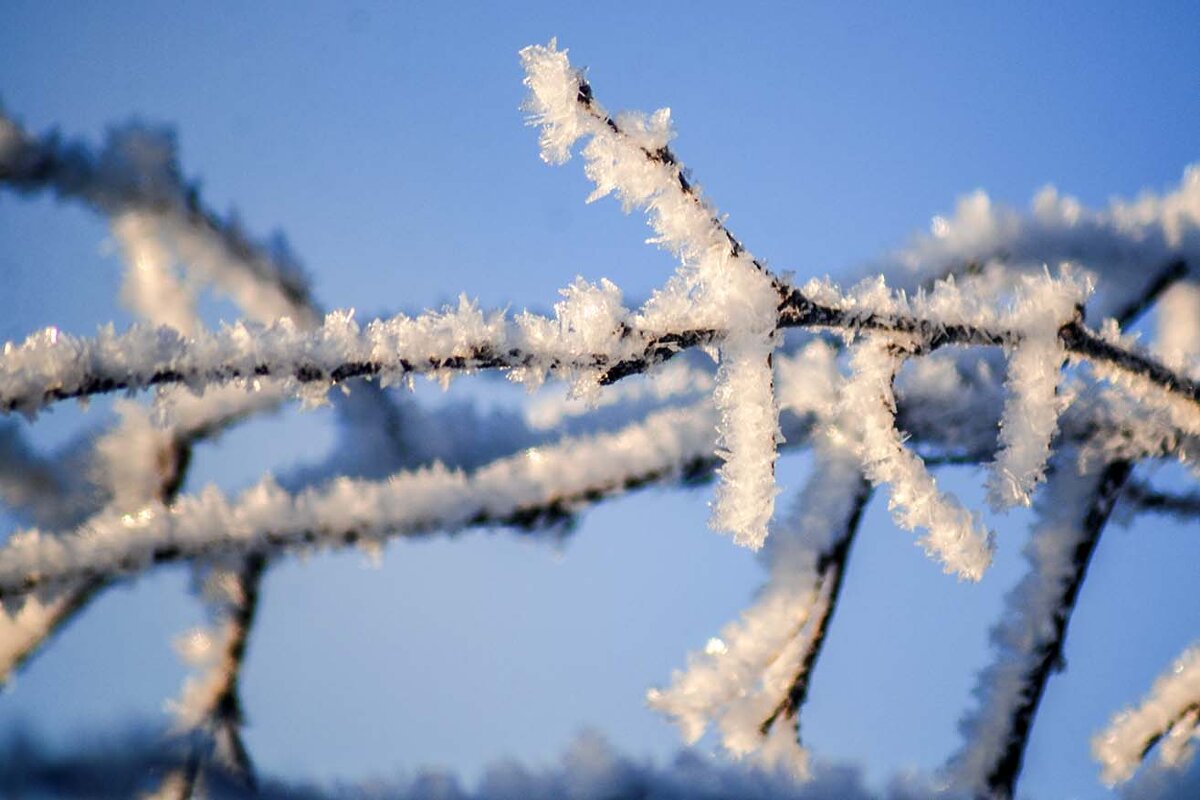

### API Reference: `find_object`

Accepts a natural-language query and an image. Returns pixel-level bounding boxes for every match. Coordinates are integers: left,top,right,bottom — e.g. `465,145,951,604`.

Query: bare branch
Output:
1122,481,1200,520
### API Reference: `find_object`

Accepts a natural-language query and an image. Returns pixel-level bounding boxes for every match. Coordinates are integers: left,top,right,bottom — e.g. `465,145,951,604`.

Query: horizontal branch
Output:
1123,482,1200,519
3,285,1197,422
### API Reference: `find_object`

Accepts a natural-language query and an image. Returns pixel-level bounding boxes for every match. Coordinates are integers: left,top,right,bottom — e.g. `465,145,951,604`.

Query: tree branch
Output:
949,455,1132,799
3,289,1197,424
1122,481,1200,520
1093,643,1200,785
759,474,872,740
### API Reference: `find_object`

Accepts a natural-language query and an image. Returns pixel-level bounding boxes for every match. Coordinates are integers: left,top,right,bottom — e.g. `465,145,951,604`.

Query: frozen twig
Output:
947,453,1132,799
1093,643,1200,785
648,443,870,776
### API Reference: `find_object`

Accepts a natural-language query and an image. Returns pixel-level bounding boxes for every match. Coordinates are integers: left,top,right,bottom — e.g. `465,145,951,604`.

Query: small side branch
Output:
1122,481,1200,520
1093,643,1200,785
647,448,871,775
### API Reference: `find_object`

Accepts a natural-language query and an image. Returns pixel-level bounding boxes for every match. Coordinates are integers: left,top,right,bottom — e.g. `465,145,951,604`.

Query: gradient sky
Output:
1,2,1199,798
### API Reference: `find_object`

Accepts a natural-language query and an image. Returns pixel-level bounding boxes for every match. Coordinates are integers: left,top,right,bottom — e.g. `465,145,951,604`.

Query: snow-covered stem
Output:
165,554,265,794
0,402,728,599
5,287,1200,424
1093,643,1200,785
757,474,872,741
0,110,316,324
882,152,1200,321
0,577,103,684
0,414,188,682
985,275,1080,510
647,443,871,776
523,41,782,287
710,343,780,549
523,40,784,547
0,384,286,682
948,453,1132,799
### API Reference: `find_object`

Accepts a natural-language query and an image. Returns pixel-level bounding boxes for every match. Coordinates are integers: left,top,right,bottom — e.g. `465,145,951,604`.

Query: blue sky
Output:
1,2,1199,798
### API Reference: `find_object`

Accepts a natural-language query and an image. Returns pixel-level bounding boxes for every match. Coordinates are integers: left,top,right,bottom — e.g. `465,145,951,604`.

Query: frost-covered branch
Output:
0,402,728,599
648,343,874,774
947,452,1132,799
648,443,871,777
648,450,873,777
522,39,784,547
5,280,1199,427
843,336,993,579
881,159,1200,323
0,110,316,325
0,402,189,680
1122,482,1200,520
157,554,265,798
1093,643,1200,786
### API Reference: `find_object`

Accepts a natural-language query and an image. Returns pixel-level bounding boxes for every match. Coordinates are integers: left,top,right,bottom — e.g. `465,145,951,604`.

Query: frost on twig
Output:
159,555,265,797
648,442,870,777
984,271,1090,510
843,336,993,580
0,399,192,681
0,111,316,326
1120,481,1200,521
881,165,1200,322
2,37,1200,800
521,38,781,549
1093,643,1200,786
0,402,724,598
948,450,1132,799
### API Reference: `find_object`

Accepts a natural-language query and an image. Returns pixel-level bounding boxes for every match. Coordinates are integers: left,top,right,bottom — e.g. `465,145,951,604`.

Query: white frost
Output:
842,336,993,580
521,39,781,549
0,402,720,596
986,269,1091,510
1093,643,1200,785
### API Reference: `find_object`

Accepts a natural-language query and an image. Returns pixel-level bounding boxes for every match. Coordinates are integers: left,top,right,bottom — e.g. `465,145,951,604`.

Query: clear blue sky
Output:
1,2,1199,798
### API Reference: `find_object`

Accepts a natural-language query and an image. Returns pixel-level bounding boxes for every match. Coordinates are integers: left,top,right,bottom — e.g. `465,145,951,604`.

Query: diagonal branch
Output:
948,454,1132,799
758,475,872,742
0,110,315,321
1093,643,1200,785
0,402,725,599
1122,481,1200,520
